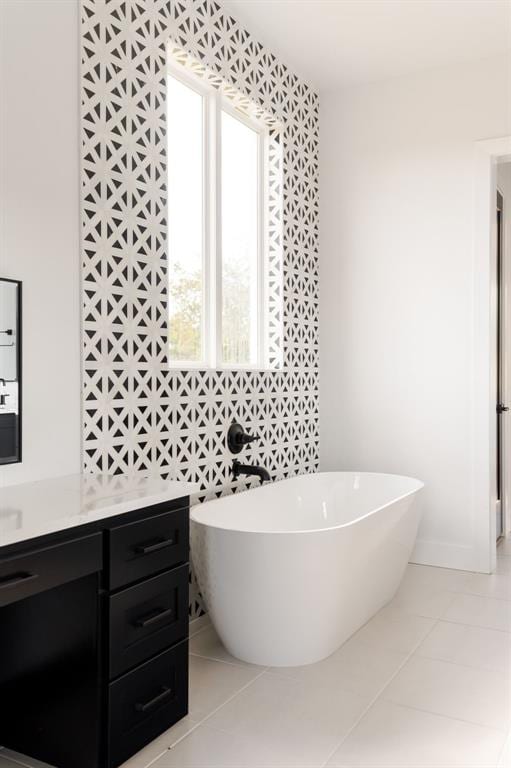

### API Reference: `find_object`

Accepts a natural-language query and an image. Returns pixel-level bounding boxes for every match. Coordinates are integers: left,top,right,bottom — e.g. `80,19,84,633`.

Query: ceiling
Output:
221,0,511,91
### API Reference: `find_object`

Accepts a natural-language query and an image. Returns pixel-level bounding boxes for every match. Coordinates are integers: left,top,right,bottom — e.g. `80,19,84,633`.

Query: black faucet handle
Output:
227,422,259,454
239,432,258,445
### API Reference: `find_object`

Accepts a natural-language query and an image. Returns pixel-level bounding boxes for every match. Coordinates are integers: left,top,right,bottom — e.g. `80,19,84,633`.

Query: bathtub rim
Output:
190,471,424,535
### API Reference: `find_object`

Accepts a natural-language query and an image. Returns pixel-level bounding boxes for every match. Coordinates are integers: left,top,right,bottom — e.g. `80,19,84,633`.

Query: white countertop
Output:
0,473,199,549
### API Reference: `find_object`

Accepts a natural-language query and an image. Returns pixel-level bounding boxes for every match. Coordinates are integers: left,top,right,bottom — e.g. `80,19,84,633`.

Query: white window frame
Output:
167,64,268,370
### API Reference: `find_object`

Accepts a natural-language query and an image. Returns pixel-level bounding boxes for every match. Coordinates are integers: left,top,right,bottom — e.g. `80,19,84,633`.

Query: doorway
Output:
474,137,511,573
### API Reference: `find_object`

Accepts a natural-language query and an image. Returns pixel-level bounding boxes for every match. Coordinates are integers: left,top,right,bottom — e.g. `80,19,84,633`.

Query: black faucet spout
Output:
232,459,271,484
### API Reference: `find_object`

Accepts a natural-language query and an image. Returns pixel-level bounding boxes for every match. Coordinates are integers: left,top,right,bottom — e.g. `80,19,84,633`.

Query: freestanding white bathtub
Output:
191,472,424,666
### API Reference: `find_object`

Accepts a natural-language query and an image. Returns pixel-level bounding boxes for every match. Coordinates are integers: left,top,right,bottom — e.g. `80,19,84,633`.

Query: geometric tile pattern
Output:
81,0,319,617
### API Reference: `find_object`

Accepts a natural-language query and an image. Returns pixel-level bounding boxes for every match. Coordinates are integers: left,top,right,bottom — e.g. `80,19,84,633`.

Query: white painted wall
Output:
320,55,511,571
0,0,80,486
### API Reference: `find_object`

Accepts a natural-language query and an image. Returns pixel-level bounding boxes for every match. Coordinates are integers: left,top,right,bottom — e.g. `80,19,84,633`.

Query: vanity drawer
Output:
109,564,188,679
108,640,188,768
0,533,102,608
108,507,188,590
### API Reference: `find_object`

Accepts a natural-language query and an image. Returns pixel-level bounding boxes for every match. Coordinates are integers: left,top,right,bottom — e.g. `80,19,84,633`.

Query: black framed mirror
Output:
0,278,22,464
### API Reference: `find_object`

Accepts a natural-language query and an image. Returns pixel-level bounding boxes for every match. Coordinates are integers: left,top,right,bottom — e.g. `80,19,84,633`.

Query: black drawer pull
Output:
0,572,38,590
134,537,174,556
135,686,172,713
134,606,174,629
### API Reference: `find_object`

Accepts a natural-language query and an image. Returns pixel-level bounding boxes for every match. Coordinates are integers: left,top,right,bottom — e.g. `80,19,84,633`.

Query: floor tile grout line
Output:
189,651,262,671
189,665,269,727
404,580,511,602
436,617,511,633
151,666,270,763
376,698,510,735
188,619,212,639
138,746,171,768
434,617,511,635
379,616,511,728
317,605,510,768
415,651,511,674
318,617,442,768
0,756,45,768
450,589,511,603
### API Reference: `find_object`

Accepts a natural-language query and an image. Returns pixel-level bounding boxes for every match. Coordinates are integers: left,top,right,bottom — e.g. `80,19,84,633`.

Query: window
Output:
167,76,205,364
167,69,266,368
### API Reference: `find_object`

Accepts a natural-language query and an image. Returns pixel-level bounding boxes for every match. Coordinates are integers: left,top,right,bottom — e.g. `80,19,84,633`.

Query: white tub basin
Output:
191,471,424,666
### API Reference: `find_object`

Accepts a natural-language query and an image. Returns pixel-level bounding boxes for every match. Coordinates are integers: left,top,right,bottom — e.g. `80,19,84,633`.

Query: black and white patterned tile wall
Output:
80,0,319,617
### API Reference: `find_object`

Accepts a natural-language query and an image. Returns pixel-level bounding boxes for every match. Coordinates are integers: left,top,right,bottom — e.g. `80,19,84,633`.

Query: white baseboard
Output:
411,538,479,572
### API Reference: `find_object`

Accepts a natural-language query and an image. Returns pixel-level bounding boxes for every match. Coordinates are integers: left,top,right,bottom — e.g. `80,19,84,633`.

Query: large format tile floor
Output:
1,541,510,768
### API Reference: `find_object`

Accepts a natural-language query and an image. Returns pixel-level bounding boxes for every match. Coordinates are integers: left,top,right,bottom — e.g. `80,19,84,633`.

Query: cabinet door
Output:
0,533,102,607
109,564,188,678
108,641,188,768
108,507,188,590
0,573,101,768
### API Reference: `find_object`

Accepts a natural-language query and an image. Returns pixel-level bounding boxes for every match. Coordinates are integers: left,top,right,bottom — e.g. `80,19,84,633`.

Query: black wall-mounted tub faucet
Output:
232,459,271,484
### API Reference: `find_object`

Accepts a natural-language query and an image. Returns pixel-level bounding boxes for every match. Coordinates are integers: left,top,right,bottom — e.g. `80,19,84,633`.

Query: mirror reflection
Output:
0,278,22,464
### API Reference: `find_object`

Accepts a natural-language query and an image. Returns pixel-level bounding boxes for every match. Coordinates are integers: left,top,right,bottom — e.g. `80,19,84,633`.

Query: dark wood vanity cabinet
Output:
0,497,190,768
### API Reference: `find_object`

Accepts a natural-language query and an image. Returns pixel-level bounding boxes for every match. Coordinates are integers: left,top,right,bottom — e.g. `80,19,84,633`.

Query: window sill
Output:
168,363,279,373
